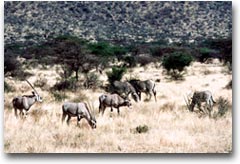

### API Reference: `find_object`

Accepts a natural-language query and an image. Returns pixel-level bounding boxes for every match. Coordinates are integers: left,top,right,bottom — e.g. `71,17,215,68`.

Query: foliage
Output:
196,47,218,63
135,125,149,133
215,97,230,117
122,55,137,68
106,66,127,84
52,77,77,91
88,42,114,57
199,37,232,64
4,53,23,77
51,91,68,102
4,81,15,93
162,52,193,80
83,72,101,89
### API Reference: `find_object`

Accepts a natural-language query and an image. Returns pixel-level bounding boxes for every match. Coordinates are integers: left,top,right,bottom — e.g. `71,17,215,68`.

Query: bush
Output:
162,52,193,80
135,125,149,133
215,97,230,118
83,72,101,89
52,77,77,91
106,66,127,84
4,81,15,93
122,55,137,68
51,91,68,102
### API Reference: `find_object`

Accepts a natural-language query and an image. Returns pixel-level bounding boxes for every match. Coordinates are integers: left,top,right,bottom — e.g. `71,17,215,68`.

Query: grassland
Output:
4,61,232,153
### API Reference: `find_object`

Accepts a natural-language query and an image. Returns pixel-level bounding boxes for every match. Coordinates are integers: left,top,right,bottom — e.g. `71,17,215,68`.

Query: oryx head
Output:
124,98,132,108
87,101,97,129
184,93,193,111
32,91,43,102
131,92,139,102
26,80,43,103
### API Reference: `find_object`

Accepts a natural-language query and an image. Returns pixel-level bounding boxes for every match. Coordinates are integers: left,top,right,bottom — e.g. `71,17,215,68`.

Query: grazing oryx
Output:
99,93,132,115
129,79,157,102
62,102,96,129
184,90,216,113
112,81,139,102
12,80,42,118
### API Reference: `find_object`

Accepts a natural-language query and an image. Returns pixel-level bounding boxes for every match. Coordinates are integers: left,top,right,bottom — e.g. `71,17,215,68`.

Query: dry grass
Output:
4,61,232,153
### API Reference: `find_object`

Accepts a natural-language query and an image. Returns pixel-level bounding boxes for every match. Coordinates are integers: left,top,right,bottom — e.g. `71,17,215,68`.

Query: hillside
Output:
4,1,232,45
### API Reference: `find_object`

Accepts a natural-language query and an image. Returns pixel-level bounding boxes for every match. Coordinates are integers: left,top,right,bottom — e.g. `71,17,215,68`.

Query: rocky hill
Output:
4,1,232,45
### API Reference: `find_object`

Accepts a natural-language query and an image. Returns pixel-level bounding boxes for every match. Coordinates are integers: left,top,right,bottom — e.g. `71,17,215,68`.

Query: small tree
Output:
106,66,127,84
162,52,193,80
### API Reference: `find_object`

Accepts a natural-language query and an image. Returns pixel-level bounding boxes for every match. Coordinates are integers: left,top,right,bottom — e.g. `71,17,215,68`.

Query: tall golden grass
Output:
4,61,232,153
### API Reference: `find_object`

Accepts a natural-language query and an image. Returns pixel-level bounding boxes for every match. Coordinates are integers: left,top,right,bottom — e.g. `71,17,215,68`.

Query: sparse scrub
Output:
34,75,49,90
52,77,77,91
51,91,68,102
135,125,149,134
4,81,15,93
202,68,212,75
83,72,101,89
4,59,232,153
215,97,230,118
161,102,175,112
70,92,88,102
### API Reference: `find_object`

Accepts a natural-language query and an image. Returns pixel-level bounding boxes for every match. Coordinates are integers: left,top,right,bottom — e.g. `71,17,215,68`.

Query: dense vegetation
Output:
4,34,232,84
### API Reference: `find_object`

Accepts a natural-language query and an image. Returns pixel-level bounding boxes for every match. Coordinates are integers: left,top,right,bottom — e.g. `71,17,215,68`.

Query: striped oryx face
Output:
90,118,97,129
32,91,43,102
131,92,139,102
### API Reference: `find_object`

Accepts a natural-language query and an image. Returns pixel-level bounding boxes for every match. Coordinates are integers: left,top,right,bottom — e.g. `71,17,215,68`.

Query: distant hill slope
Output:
4,1,232,45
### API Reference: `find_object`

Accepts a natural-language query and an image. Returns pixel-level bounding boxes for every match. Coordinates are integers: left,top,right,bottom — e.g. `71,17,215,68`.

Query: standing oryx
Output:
12,80,43,118
62,102,97,129
129,79,157,102
99,93,132,115
111,81,139,102
184,90,216,113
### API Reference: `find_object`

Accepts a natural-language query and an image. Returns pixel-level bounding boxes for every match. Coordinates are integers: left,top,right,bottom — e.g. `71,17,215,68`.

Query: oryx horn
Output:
26,79,38,94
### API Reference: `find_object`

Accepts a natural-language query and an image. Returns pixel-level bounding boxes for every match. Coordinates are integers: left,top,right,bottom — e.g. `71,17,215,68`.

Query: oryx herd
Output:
12,79,216,129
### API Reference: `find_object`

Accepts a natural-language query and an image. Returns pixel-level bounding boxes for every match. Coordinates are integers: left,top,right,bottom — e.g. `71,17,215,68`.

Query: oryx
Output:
111,81,139,102
99,93,132,115
12,80,43,118
184,90,216,114
128,79,157,102
62,102,97,129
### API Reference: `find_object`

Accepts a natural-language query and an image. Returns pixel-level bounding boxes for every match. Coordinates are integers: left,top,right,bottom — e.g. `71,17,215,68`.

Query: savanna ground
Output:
4,60,232,153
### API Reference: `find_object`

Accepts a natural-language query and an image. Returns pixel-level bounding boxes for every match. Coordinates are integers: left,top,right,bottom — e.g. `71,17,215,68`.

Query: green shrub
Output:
83,72,101,89
106,66,127,84
52,77,77,91
51,91,68,102
135,125,149,133
216,97,230,117
4,81,15,93
122,56,137,67
162,52,193,80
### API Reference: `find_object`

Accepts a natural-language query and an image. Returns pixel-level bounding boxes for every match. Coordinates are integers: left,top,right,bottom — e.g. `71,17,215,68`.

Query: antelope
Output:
111,81,139,102
129,79,157,102
184,90,216,114
99,93,132,115
62,102,96,129
12,80,43,118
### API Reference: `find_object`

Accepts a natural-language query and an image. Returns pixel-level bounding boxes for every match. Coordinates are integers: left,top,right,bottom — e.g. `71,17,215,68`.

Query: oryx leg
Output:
66,115,71,125
101,106,106,115
153,90,157,102
14,108,18,118
62,113,67,123
138,92,142,101
117,107,120,115
77,115,83,126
